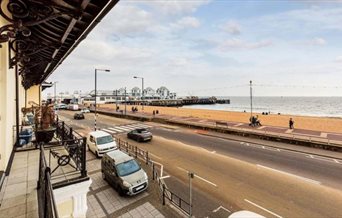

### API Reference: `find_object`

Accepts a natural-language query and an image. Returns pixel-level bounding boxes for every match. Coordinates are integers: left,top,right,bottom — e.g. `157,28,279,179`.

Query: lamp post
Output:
133,76,144,111
94,68,110,131
250,80,253,119
53,81,58,105
188,172,194,217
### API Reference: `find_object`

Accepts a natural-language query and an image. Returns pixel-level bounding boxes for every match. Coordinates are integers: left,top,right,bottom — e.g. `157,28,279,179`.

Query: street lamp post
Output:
133,76,144,111
188,172,194,217
250,80,253,119
53,81,58,105
94,68,110,131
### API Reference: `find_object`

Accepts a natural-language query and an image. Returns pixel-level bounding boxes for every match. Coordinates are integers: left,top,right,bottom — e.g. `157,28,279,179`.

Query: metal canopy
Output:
0,0,119,89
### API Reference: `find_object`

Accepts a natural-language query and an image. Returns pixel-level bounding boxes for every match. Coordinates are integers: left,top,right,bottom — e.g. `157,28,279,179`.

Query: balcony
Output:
0,120,90,218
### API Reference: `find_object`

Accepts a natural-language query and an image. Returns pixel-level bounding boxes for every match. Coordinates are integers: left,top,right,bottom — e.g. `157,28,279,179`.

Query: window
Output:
116,160,141,177
100,97,105,101
96,135,113,145
90,136,95,143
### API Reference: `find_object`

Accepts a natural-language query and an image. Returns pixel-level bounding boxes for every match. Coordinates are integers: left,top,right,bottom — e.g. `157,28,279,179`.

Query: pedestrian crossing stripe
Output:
126,124,150,128
108,127,124,132
101,123,152,135
103,129,116,134
112,126,134,131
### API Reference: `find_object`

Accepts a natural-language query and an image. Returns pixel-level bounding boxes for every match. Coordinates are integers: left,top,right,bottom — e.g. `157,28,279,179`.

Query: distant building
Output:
131,87,141,98
156,86,170,99
68,86,176,105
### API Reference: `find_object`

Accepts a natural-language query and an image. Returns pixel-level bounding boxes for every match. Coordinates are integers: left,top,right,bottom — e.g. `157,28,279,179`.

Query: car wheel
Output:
95,151,100,158
118,186,125,196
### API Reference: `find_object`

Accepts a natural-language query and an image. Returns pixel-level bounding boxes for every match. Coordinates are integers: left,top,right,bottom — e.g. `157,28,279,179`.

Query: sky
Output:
47,0,342,97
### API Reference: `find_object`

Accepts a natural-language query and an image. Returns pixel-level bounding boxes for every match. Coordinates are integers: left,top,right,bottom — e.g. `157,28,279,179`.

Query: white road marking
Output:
306,155,341,164
244,199,283,218
277,149,280,151
211,150,216,154
262,146,265,149
102,129,116,134
159,175,170,180
113,126,133,131
177,166,217,187
212,205,231,213
108,127,124,132
240,142,245,145
246,143,250,146
257,164,321,185
194,174,217,187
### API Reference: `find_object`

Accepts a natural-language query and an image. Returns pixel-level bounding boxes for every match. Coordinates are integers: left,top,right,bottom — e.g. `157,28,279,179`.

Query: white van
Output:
87,131,117,157
101,150,148,196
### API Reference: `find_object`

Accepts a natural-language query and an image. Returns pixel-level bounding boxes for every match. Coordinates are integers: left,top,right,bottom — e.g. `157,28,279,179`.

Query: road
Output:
59,110,342,218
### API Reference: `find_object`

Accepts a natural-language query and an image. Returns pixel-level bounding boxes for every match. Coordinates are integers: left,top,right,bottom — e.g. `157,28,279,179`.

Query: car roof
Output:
135,128,147,131
88,130,111,137
105,150,134,164
228,210,265,218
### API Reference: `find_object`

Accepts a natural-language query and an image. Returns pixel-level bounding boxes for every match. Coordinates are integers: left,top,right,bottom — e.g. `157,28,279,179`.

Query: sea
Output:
182,96,342,118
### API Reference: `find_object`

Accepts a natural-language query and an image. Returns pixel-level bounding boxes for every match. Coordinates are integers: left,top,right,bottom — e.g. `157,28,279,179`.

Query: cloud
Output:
90,4,154,38
335,56,342,62
170,16,200,29
219,38,273,51
143,0,211,15
220,20,241,35
309,37,326,46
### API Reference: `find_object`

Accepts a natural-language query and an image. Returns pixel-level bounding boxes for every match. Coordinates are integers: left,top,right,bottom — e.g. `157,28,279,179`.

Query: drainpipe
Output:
15,64,19,146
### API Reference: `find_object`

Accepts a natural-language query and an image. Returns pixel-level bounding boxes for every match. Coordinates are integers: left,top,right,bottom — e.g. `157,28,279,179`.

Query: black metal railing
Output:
152,162,191,215
55,120,87,178
38,144,59,218
115,137,191,215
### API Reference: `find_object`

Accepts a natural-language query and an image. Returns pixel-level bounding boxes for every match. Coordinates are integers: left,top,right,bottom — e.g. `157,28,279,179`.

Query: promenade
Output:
94,106,342,154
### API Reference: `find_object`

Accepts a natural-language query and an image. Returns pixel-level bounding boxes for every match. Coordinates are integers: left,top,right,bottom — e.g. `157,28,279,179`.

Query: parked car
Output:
87,131,117,157
80,108,90,113
127,128,152,142
54,103,67,110
73,112,85,120
68,104,79,111
228,211,265,218
101,150,148,196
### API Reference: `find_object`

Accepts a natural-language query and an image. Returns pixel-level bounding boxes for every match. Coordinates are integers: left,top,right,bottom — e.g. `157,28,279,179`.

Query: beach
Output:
99,104,342,134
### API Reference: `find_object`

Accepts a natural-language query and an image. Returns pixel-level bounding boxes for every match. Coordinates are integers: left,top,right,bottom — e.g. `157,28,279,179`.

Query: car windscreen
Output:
116,160,141,177
96,135,113,145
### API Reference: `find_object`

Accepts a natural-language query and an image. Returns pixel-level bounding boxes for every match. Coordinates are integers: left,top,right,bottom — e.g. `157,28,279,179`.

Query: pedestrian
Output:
289,118,294,129
156,110,159,114
153,110,155,116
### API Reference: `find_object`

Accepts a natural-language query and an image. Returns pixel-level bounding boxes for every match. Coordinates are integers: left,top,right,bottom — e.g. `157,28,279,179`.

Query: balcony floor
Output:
0,150,39,218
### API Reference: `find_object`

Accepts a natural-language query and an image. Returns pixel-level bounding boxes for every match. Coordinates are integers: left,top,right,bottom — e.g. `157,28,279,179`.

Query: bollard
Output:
146,151,149,165
152,163,155,180
135,146,138,158
162,184,166,205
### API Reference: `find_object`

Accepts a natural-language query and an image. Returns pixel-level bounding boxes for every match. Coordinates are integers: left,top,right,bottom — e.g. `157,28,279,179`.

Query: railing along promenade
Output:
94,108,342,152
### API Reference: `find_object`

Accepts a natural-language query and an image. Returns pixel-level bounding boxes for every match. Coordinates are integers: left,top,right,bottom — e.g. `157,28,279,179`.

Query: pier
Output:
123,97,230,107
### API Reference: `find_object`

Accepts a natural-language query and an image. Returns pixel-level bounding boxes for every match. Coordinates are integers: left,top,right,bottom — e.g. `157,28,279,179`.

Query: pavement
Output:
0,150,39,218
85,148,180,218
95,107,342,149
